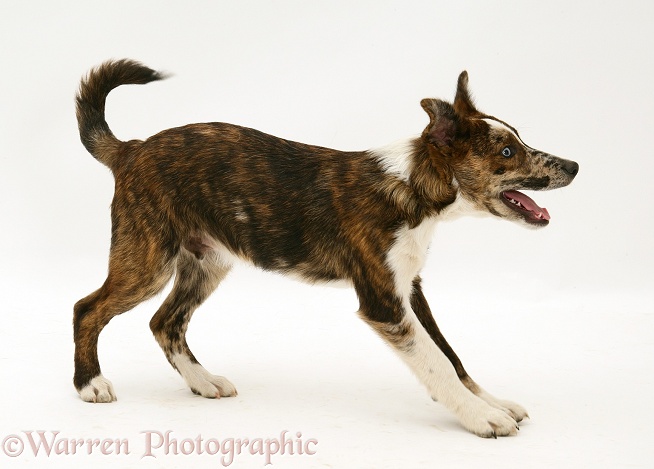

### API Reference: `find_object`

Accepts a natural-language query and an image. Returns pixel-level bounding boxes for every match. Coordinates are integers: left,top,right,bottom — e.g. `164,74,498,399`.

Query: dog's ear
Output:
453,71,479,117
420,98,457,148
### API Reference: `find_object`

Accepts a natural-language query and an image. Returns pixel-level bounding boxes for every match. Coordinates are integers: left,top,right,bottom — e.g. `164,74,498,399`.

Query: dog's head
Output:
421,72,578,228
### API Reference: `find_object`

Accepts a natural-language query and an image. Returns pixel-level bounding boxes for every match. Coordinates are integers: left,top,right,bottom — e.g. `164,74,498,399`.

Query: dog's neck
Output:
370,137,458,227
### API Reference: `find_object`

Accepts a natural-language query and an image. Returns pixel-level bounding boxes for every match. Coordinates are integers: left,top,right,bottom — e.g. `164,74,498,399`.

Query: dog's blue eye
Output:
502,147,513,158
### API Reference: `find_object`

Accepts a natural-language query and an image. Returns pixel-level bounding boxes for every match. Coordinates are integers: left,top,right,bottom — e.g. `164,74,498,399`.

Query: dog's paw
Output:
477,390,529,422
171,354,238,399
457,400,519,438
190,374,238,399
489,398,528,423
78,375,117,403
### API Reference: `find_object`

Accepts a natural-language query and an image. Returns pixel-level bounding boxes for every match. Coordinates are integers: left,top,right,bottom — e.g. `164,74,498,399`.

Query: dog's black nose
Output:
562,160,579,177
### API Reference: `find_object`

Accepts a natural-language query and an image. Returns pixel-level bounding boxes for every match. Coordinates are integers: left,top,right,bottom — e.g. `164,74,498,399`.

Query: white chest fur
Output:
385,190,485,299
386,217,438,299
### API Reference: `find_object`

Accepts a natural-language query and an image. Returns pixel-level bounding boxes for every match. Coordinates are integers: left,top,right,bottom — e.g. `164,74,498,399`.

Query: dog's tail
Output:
76,59,167,168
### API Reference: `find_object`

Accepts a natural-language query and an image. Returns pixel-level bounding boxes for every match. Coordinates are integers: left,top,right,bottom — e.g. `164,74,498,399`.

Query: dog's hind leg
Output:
73,228,176,403
150,248,237,398
410,278,528,423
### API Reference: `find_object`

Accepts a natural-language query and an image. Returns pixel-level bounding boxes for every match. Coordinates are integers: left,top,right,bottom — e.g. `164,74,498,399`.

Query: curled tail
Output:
76,59,167,168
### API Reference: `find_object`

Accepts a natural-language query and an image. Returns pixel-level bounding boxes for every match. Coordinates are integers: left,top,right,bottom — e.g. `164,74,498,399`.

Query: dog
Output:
73,59,578,438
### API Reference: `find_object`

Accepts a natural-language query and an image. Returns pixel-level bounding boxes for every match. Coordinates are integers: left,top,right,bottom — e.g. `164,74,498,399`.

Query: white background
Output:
1,1,653,468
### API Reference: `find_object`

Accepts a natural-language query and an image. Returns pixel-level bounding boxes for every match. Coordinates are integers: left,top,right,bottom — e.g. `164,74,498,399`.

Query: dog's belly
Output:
182,231,353,288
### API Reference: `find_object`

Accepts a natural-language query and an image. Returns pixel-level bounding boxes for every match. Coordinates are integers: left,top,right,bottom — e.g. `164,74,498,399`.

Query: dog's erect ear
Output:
453,71,479,117
420,98,457,148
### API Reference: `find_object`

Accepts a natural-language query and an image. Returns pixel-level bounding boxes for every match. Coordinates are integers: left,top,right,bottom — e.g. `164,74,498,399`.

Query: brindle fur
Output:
73,60,577,436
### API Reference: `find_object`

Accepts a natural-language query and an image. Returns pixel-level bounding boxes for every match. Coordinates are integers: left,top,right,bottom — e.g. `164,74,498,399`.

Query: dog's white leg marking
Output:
171,354,237,399
78,374,117,403
386,221,518,437
399,314,518,436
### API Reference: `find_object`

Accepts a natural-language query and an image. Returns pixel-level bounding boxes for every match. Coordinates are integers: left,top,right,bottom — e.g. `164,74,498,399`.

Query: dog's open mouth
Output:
500,190,550,225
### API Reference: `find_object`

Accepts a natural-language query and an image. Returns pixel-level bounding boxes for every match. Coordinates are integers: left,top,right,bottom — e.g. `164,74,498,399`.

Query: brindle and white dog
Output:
73,60,578,438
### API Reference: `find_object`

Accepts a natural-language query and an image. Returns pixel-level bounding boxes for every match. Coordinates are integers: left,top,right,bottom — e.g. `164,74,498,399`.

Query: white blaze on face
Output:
483,117,517,138
481,117,535,151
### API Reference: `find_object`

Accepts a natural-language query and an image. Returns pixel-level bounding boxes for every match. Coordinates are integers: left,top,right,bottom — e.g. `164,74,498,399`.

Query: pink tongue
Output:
504,190,550,220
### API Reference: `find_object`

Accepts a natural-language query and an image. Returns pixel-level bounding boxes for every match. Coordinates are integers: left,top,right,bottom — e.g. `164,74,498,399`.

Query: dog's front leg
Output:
410,278,528,423
355,275,519,438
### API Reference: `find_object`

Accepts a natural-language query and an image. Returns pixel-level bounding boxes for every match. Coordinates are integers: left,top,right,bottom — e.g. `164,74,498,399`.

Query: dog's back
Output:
76,61,436,282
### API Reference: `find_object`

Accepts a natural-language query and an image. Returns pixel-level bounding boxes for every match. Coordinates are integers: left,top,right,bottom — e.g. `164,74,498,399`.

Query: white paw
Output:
172,354,237,399
190,374,238,399
488,398,529,423
457,399,519,438
78,375,117,403
477,390,529,422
